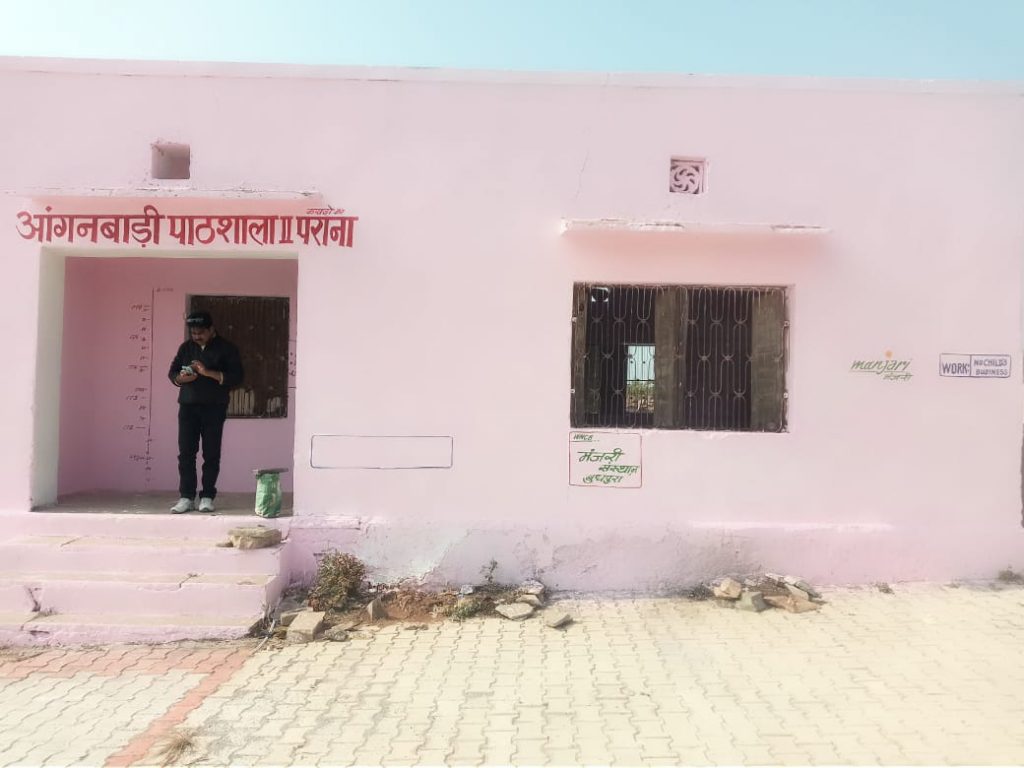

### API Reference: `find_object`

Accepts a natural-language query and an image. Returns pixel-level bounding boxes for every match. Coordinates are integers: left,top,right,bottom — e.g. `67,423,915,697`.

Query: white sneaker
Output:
170,497,194,514
198,497,215,513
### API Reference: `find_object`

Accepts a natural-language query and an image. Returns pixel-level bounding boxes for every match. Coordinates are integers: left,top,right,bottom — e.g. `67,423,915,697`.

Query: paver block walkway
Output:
1,583,1023,766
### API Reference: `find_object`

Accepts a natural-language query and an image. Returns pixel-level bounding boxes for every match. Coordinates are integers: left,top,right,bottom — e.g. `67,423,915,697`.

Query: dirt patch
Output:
684,583,714,601
380,588,456,622
0,646,46,662
267,581,536,641
258,554,552,647
325,583,526,626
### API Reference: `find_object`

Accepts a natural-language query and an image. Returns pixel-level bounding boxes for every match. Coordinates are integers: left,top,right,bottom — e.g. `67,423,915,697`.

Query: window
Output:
625,344,655,414
187,295,290,419
570,283,787,432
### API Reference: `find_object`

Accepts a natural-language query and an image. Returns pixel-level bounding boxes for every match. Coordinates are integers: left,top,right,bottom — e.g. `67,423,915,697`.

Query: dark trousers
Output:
177,403,228,499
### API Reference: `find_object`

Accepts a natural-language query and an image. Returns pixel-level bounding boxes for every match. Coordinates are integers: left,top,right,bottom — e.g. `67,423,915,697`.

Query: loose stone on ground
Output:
322,626,350,642
286,611,325,643
786,583,814,602
784,575,821,597
706,572,824,615
365,597,387,621
519,579,546,597
544,612,573,628
713,577,743,599
228,525,283,550
496,603,535,620
276,596,306,627
764,595,821,613
736,590,768,612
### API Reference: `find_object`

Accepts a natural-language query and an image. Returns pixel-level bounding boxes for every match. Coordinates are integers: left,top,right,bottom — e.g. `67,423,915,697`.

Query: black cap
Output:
186,311,213,328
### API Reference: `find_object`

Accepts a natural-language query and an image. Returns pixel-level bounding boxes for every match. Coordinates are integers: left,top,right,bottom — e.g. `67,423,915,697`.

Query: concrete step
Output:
0,571,282,616
0,513,291,645
0,611,261,645
0,535,284,574
3,511,290,541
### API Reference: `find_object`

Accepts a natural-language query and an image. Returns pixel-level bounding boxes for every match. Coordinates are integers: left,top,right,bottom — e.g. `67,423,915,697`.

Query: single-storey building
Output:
0,57,1022,642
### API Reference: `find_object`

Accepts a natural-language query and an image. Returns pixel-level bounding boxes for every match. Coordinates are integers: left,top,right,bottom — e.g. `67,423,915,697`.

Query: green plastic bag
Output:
254,470,283,518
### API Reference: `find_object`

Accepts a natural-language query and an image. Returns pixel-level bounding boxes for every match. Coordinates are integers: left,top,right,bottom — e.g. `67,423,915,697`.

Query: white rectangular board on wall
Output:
939,354,1011,379
569,431,643,488
311,435,454,469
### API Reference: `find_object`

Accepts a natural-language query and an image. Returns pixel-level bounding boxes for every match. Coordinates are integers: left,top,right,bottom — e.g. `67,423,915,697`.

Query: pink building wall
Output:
58,257,297,496
0,59,1022,590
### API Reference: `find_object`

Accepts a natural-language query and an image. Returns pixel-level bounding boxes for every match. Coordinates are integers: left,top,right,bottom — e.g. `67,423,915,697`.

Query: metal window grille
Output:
187,295,290,419
570,283,787,432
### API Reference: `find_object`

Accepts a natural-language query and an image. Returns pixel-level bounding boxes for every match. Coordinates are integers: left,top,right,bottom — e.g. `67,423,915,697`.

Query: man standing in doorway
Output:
168,310,244,513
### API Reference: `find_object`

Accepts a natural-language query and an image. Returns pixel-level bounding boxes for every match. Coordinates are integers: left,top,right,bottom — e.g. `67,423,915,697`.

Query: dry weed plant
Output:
153,727,199,767
441,594,487,622
997,567,1024,584
308,551,367,611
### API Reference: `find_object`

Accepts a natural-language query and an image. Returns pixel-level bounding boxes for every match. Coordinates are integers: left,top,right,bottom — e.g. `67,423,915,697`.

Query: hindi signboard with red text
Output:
15,206,357,248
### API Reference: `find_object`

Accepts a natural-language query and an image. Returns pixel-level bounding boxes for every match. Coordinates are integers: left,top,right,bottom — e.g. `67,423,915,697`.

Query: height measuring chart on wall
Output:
569,431,643,488
122,287,173,486
123,295,155,485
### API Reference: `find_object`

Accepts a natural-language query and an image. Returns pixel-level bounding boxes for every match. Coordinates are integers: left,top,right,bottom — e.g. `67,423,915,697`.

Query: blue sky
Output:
1,0,1022,80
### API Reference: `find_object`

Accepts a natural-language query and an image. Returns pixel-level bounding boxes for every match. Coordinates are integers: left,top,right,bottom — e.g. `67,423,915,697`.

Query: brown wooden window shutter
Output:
750,289,787,432
570,283,590,428
187,295,291,419
653,286,688,429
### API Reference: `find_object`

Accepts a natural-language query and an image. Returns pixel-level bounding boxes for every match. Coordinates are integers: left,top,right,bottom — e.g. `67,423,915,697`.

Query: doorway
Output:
33,251,298,512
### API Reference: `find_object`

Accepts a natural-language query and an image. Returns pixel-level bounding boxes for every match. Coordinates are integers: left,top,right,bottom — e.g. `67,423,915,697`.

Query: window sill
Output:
559,218,829,236
575,426,788,436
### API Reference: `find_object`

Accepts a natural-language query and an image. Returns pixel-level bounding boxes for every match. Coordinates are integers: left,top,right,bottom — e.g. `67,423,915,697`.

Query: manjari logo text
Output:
850,351,912,382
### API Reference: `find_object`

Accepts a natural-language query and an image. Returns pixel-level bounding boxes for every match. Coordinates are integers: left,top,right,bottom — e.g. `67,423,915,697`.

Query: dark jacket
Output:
168,335,244,406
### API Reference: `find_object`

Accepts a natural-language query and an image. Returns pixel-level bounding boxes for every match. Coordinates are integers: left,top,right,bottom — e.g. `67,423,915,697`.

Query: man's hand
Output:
191,360,225,385
175,371,198,385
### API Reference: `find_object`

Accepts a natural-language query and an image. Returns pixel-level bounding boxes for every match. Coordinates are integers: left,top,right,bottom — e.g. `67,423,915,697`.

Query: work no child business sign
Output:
939,354,1011,379
15,206,357,248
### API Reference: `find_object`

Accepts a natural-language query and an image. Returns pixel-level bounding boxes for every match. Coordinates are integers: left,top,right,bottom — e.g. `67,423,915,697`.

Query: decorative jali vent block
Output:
669,157,706,194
